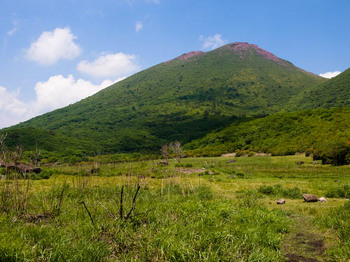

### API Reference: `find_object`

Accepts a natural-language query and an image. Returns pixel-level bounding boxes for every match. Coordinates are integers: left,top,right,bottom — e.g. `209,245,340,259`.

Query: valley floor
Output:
1,155,350,261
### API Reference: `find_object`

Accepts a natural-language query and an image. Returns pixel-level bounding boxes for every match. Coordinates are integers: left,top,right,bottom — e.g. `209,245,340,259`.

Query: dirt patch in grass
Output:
283,215,329,262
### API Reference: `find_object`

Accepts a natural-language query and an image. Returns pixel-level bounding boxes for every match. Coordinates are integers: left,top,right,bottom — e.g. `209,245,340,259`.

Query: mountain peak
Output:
219,42,287,66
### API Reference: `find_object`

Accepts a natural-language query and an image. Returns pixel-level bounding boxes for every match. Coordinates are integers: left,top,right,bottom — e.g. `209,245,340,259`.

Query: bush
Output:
258,184,302,199
326,185,350,198
236,172,245,178
248,151,255,157
305,148,314,157
313,140,350,165
175,163,193,168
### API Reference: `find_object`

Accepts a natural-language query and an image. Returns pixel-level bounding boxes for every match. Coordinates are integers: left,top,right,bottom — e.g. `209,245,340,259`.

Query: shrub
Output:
305,148,314,157
175,163,193,168
248,151,255,157
236,172,245,178
326,185,350,198
313,140,350,165
258,184,302,199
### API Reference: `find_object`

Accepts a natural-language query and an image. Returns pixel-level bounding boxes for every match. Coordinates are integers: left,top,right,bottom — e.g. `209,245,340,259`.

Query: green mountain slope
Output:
186,107,350,156
291,68,350,109
2,42,324,154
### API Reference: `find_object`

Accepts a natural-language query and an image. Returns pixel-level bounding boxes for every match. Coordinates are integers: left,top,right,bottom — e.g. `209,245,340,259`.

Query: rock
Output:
157,161,168,166
297,161,304,165
5,162,42,174
334,180,340,183
277,199,286,204
318,197,327,202
302,194,318,202
226,159,237,163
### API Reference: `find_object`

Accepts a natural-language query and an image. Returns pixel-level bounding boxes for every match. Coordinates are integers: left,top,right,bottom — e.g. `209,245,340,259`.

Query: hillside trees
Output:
313,140,350,165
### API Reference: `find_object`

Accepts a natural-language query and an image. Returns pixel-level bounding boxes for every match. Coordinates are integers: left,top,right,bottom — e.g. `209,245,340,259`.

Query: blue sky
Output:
0,0,349,127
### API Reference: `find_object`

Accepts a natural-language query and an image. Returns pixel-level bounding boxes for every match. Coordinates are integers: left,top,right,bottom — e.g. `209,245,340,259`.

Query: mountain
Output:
291,68,350,110
2,42,325,155
185,107,350,156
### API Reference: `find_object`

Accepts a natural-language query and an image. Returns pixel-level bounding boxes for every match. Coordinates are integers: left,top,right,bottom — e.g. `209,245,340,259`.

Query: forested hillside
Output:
1,42,324,154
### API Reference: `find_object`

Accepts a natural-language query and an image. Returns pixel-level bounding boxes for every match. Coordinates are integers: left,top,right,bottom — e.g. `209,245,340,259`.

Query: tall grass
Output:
318,201,350,259
0,177,290,261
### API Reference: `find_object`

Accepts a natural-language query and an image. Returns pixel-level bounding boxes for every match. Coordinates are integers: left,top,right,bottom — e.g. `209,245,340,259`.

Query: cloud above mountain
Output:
26,27,81,65
319,71,342,79
0,75,121,128
77,53,140,78
200,34,226,50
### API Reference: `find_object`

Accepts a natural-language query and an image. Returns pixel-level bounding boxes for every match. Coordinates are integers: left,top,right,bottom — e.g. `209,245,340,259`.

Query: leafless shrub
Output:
30,146,41,166
169,141,185,163
160,144,170,164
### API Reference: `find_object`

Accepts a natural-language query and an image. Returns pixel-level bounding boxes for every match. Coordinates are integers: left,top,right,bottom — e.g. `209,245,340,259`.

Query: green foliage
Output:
186,107,350,163
0,179,290,261
294,68,350,110
313,140,350,165
258,184,302,199
1,44,324,155
318,201,350,259
325,185,350,198
175,163,193,168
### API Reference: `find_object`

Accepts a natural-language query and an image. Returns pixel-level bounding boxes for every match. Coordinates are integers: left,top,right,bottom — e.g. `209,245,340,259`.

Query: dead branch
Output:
125,185,140,220
79,201,95,226
98,201,116,219
119,185,124,219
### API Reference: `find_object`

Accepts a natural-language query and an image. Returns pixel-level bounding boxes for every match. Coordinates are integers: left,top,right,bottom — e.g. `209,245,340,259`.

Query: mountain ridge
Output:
1,42,327,154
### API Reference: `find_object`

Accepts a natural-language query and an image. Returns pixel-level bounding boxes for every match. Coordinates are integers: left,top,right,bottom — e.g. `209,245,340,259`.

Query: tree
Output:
170,141,185,163
313,140,350,166
160,144,170,164
30,147,41,166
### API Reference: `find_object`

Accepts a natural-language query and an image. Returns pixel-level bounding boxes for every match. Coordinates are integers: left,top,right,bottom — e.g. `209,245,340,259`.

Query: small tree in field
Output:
30,147,41,166
170,141,185,163
160,144,170,164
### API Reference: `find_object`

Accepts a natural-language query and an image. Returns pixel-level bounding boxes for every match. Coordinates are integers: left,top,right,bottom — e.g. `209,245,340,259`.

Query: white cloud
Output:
199,34,227,50
77,53,140,78
135,21,143,33
26,27,81,65
7,20,19,36
31,75,113,113
0,75,124,128
319,71,342,79
0,86,27,127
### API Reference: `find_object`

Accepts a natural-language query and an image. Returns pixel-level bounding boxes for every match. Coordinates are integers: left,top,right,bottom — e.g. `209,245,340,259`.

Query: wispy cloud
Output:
199,34,227,50
135,21,143,33
25,27,81,65
7,19,19,36
319,71,342,79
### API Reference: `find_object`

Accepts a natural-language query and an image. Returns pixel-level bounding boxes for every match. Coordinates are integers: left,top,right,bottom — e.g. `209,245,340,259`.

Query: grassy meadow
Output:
1,154,350,261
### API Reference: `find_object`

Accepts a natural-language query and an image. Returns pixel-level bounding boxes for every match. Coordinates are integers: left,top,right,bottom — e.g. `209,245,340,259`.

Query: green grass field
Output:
1,154,350,261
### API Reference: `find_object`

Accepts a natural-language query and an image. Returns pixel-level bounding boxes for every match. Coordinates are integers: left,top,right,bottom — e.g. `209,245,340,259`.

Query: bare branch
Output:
125,185,140,220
